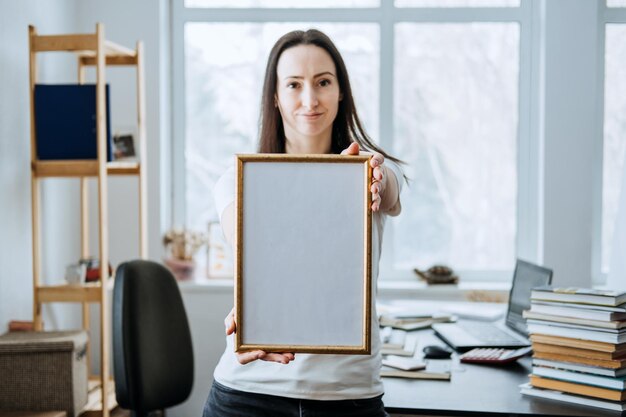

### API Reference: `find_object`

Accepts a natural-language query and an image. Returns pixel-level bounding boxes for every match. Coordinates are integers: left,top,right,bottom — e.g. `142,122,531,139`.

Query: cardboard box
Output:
0,331,88,417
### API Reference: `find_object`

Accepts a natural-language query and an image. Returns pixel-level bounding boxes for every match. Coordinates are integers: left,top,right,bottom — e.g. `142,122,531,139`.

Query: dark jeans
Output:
203,381,389,417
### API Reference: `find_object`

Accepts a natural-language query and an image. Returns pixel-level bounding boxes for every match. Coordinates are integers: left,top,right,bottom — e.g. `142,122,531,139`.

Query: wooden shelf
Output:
103,41,137,58
29,23,147,417
79,55,138,67
77,42,137,66
33,160,140,178
32,33,97,53
80,378,118,417
35,282,113,303
31,33,136,59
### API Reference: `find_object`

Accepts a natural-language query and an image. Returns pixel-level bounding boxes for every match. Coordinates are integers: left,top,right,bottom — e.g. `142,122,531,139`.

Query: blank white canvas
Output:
241,161,365,347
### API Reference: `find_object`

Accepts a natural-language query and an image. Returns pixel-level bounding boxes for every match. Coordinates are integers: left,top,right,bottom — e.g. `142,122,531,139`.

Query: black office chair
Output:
113,260,194,417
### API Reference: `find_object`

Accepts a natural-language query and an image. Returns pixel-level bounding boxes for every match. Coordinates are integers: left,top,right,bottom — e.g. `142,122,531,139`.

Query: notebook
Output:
432,259,553,352
34,84,112,161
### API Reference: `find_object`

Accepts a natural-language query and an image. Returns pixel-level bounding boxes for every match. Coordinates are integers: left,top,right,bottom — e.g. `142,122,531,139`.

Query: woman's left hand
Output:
341,142,386,212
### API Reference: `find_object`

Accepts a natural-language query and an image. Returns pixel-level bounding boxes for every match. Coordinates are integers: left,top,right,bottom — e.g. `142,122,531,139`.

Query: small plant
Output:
163,228,208,261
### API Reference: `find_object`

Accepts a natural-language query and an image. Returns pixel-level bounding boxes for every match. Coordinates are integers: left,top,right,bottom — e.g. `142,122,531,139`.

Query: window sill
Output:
178,277,511,301
377,280,509,301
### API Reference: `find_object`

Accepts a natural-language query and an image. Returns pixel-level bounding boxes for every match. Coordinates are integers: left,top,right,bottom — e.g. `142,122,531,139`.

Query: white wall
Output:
0,0,80,334
540,0,602,287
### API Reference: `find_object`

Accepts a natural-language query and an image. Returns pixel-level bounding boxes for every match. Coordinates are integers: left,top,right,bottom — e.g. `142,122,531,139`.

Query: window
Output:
393,22,519,273
600,4,626,278
172,1,531,280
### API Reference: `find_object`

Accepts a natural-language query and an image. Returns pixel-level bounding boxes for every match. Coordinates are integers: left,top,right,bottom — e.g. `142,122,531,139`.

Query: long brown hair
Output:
258,29,405,168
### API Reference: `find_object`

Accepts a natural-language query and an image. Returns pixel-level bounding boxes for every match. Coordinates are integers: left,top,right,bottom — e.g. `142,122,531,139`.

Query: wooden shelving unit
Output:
28,23,147,417
33,160,141,178
82,378,119,417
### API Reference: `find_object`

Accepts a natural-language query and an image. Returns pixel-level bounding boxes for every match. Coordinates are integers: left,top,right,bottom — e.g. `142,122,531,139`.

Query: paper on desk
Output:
377,300,449,319
380,366,451,380
439,304,505,321
377,306,436,318
383,355,426,371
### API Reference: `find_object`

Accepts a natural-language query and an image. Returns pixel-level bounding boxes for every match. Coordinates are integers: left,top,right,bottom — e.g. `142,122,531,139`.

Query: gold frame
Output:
235,154,372,354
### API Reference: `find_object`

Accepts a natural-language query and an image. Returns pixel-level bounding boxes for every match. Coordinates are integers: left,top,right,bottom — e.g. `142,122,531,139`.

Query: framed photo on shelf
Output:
235,154,372,355
112,128,137,160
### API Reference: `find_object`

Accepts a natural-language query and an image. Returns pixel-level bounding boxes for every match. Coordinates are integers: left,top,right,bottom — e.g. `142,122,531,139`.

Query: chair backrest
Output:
113,260,194,414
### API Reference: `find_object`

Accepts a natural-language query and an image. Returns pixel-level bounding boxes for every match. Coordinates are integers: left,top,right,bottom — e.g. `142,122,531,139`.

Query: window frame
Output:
171,0,537,282
593,3,626,285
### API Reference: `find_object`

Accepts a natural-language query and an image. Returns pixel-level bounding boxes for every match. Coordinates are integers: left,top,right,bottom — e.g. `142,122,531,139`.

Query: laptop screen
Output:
505,260,553,336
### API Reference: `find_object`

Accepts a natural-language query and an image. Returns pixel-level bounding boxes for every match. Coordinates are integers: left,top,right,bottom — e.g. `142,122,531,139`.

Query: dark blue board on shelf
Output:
34,84,112,161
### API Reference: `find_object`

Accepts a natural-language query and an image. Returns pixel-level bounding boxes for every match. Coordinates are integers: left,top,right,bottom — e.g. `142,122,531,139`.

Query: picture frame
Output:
112,128,137,160
235,154,372,355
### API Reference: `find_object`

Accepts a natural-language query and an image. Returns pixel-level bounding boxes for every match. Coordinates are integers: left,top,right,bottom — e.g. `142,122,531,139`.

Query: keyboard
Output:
461,322,522,344
460,347,532,364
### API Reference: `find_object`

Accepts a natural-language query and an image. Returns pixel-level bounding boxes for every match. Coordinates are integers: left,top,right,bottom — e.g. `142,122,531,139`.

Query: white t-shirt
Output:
212,157,403,401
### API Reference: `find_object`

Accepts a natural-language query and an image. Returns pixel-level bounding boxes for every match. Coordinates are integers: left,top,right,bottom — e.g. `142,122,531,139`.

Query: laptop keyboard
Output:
461,322,522,344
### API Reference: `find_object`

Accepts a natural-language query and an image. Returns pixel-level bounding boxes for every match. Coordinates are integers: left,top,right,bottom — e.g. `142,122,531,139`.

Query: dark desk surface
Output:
382,330,624,417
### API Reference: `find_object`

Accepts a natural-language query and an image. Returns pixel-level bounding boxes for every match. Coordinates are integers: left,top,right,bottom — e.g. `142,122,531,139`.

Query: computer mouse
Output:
422,344,453,359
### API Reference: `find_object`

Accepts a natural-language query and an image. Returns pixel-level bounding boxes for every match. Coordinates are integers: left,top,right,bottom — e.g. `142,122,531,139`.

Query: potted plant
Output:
163,228,208,280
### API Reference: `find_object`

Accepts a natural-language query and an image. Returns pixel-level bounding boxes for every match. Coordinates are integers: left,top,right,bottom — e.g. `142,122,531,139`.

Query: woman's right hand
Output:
224,308,296,365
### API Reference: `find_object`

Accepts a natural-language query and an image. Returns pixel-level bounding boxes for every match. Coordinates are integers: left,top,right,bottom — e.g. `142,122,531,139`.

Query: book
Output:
379,314,453,330
532,366,626,389
533,300,626,313
533,342,626,361
8,320,35,332
520,383,626,411
380,311,433,320
380,327,406,349
532,358,626,377
440,304,505,321
380,366,450,380
527,323,626,344
530,334,625,353
382,355,426,371
531,287,626,307
533,351,626,369
381,332,418,357
529,375,626,401
532,342,626,361
531,302,626,321
382,317,452,331
34,84,113,161
523,310,626,330
527,319,625,334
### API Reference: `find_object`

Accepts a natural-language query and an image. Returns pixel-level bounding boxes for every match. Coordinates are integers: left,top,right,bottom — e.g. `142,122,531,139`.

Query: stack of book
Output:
520,286,626,411
379,312,453,331
380,327,417,356
378,329,451,381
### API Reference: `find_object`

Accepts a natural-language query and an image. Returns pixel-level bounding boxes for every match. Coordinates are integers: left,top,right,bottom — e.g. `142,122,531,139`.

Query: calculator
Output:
459,347,532,364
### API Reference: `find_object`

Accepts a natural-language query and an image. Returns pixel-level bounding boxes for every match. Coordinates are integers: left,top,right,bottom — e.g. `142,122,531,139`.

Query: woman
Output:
205,29,404,417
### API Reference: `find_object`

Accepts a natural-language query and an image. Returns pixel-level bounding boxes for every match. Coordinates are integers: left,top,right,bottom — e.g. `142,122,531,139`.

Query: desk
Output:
382,330,623,417
0,413,66,417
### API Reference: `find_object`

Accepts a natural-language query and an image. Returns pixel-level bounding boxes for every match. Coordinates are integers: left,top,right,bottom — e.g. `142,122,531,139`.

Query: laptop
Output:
432,259,553,352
